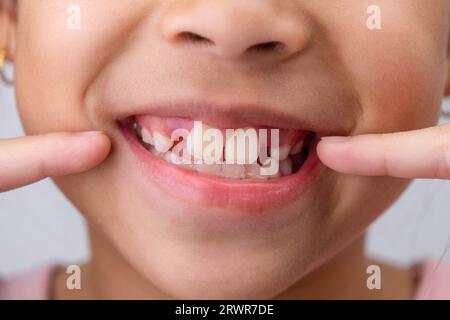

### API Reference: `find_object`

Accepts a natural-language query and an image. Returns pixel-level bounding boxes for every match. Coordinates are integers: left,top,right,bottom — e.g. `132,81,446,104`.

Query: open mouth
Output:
130,115,316,180
117,106,322,212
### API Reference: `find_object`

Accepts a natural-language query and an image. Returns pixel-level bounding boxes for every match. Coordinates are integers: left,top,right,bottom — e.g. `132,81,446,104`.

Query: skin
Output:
1,0,450,299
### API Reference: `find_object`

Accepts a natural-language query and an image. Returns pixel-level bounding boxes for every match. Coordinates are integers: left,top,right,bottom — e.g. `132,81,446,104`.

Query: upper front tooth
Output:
290,140,304,155
234,127,258,164
153,132,173,153
141,128,154,145
189,121,211,161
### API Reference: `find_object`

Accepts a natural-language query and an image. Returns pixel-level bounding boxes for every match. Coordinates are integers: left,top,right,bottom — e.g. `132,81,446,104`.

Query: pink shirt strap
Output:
0,265,55,300
414,260,450,300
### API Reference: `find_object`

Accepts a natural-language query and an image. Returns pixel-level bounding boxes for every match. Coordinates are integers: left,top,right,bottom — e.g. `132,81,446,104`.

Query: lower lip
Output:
119,122,322,213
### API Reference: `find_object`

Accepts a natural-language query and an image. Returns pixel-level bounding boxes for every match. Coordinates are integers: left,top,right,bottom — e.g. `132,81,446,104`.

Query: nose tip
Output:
160,2,311,60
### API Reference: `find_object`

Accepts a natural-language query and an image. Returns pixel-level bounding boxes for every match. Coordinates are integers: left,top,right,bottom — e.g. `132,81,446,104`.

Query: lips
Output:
117,105,322,212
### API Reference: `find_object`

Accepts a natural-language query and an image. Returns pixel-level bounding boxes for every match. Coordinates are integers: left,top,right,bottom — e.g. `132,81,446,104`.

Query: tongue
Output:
135,115,308,146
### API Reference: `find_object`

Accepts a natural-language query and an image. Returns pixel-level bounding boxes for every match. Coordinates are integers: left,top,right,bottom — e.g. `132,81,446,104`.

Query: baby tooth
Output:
289,140,304,155
280,157,293,176
275,145,290,161
221,164,245,179
141,128,154,145
153,132,173,153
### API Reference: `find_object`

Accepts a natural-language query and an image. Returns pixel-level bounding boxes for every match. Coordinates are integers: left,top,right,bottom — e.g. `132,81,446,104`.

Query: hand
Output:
317,124,450,179
0,131,111,192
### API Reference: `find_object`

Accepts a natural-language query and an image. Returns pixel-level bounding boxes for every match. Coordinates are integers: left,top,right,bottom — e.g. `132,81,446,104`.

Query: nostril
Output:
175,31,215,46
246,41,286,53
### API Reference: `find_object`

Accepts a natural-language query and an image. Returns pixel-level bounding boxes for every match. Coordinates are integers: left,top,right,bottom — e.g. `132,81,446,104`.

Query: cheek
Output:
318,1,448,134
349,37,445,134
15,1,89,133
329,36,440,249
311,2,449,246
353,30,445,133
332,176,411,236
14,1,149,134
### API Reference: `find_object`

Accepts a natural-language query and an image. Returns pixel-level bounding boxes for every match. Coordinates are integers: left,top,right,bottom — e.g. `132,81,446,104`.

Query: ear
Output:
0,0,17,62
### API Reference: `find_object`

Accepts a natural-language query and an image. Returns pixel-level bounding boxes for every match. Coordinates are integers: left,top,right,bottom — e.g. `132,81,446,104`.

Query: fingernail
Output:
75,131,104,137
320,136,350,143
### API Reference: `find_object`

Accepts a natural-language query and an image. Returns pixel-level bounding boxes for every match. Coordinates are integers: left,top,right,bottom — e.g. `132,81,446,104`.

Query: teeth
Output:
163,151,194,170
195,163,222,176
189,122,204,161
275,145,290,161
221,164,246,179
153,132,173,153
290,140,304,155
189,122,224,163
137,121,308,180
245,163,269,180
234,128,259,164
141,128,154,145
280,157,293,176
149,147,300,180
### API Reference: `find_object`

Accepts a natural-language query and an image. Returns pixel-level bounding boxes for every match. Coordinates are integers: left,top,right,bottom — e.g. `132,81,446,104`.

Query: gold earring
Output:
0,50,14,85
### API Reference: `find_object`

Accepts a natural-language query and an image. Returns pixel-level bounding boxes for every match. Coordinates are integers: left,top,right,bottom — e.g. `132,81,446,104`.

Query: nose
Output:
159,0,312,61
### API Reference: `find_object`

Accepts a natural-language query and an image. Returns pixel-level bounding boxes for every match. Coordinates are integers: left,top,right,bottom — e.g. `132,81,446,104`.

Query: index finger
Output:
317,124,450,179
0,131,111,192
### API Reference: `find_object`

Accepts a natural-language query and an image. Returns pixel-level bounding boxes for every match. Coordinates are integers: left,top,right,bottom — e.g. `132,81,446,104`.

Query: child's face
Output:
10,0,450,298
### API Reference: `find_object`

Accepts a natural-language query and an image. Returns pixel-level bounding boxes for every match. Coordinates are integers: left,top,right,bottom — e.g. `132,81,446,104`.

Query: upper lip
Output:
112,99,353,135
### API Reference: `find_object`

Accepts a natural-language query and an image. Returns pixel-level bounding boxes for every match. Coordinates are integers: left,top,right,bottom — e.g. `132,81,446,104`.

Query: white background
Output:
1,73,450,277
